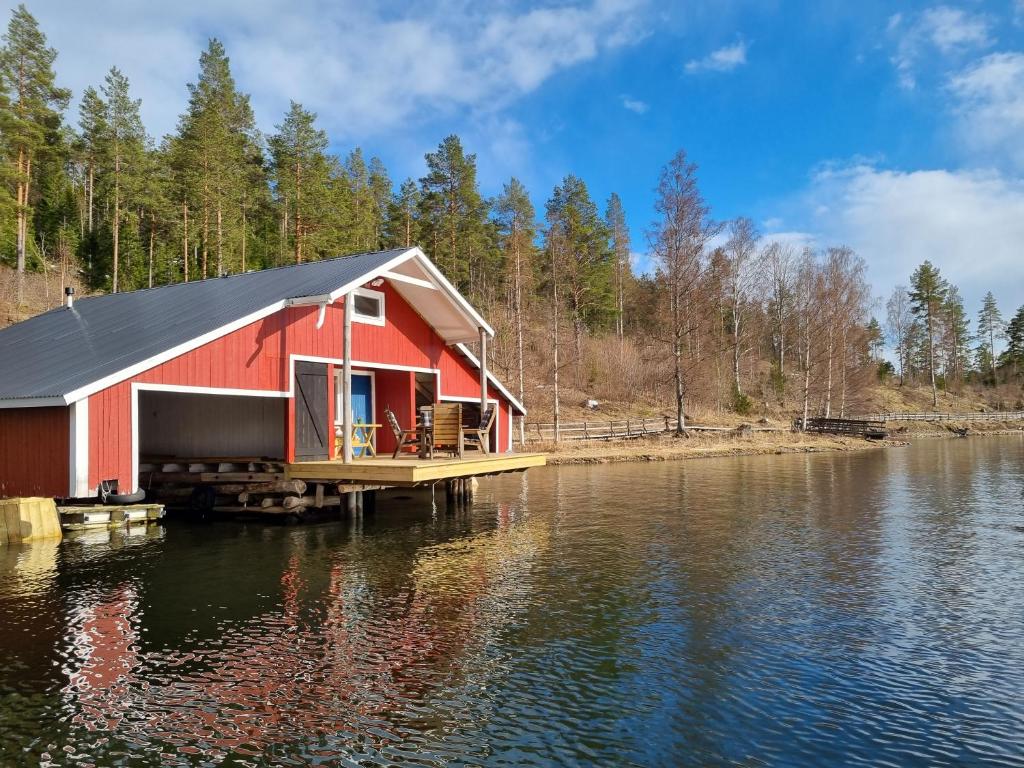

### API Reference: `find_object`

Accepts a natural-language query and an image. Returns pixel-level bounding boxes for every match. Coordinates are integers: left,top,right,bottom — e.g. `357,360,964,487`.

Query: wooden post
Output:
346,491,357,517
343,291,354,464
479,326,488,414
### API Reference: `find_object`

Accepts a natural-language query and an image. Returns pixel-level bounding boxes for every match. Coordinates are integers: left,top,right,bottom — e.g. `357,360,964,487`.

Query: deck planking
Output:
286,452,547,484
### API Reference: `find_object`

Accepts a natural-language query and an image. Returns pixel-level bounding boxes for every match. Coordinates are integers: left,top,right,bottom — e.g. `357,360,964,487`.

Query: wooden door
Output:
294,361,328,460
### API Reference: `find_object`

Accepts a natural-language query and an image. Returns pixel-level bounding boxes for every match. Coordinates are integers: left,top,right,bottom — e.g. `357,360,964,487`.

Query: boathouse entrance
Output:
138,390,285,460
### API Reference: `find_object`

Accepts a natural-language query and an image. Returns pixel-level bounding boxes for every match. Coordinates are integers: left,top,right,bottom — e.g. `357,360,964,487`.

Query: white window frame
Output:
334,370,376,426
351,287,385,326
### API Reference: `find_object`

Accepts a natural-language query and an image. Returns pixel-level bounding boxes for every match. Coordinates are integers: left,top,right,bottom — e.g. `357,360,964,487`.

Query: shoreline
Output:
531,423,1023,466
533,431,905,466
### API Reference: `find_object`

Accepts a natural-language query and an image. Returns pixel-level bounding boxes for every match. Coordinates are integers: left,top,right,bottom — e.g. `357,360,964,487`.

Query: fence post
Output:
583,421,590,439
664,415,670,432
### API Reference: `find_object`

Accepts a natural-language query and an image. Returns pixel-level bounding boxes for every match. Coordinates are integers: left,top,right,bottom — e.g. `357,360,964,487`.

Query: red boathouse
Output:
0,247,526,499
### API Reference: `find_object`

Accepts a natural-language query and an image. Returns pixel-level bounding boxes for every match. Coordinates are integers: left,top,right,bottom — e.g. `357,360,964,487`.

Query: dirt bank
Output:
534,431,905,465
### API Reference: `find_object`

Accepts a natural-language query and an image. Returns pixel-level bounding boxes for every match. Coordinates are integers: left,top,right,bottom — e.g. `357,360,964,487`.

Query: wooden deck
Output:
286,452,547,485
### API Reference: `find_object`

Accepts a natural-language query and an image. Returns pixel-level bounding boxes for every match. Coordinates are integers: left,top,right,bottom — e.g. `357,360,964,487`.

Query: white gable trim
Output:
454,343,527,416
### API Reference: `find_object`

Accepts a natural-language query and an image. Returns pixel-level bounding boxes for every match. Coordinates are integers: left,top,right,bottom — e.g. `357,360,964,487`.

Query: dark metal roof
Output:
0,248,410,401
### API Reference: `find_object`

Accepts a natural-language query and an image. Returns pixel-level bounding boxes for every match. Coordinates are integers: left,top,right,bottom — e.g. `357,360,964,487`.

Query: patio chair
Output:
430,402,463,458
386,407,420,459
463,404,496,454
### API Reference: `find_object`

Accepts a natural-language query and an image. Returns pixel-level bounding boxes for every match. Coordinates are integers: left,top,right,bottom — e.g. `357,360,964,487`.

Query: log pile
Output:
139,458,343,518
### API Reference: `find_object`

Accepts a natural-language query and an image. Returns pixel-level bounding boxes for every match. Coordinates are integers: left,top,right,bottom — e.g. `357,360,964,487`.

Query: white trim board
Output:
68,399,90,497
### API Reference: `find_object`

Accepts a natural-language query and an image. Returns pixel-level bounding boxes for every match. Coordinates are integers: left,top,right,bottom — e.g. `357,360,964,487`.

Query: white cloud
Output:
797,163,1024,311
889,6,992,89
621,95,649,113
25,0,651,141
760,230,818,253
949,52,1024,168
684,40,747,74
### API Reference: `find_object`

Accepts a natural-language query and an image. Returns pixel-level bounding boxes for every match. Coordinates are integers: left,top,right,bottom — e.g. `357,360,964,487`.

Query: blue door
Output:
351,374,374,456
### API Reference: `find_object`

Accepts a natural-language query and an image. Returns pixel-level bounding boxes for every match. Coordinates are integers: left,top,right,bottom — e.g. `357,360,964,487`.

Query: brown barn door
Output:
294,361,329,460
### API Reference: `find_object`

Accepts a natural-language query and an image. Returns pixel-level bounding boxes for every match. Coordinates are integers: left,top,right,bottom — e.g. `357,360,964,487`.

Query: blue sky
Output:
15,0,1024,319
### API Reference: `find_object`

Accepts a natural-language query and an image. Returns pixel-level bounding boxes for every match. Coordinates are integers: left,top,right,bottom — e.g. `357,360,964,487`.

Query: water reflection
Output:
0,436,1022,766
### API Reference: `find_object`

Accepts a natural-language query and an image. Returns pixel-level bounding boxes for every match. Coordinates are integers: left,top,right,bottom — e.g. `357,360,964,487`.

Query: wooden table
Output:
335,423,381,458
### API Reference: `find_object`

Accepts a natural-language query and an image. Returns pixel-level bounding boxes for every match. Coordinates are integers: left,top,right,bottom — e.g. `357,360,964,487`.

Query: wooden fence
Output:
517,409,1024,443
857,411,1024,422
518,416,785,443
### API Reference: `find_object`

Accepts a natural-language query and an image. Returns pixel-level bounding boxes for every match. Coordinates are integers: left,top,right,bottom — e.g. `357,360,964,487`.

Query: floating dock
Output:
58,503,165,531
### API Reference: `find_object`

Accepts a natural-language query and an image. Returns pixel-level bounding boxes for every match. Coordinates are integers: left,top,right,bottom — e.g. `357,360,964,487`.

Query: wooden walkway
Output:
857,411,1024,422
793,417,888,439
287,453,547,485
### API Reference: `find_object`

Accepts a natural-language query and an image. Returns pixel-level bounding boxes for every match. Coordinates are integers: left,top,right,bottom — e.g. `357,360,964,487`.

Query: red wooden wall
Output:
0,407,69,498
81,282,517,491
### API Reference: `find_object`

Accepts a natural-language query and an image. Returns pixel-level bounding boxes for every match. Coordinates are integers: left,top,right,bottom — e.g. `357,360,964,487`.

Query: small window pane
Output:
354,294,381,318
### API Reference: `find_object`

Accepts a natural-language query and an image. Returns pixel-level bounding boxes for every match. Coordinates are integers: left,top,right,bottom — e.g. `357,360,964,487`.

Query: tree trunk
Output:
801,322,812,428
216,200,223,276
148,213,155,288
732,294,742,396
112,153,121,293
927,304,937,407
294,160,303,264
15,147,26,276
824,321,834,418
552,277,560,444
673,285,686,434
241,196,247,273
87,164,94,234
514,235,525,406
182,202,189,283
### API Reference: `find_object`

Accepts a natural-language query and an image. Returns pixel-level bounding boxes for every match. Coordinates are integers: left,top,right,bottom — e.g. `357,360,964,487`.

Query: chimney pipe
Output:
64,286,74,309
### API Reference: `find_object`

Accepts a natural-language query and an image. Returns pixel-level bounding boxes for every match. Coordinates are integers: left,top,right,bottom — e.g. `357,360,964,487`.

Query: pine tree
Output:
605,192,631,341
544,174,614,387
976,291,1004,385
269,101,330,264
0,4,70,286
941,285,970,386
76,86,105,255
908,260,948,407
1002,305,1024,376
98,67,146,293
174,39,258,278
494,177,537,406
866,318,884,360
384,178,420,248
418,135,494,296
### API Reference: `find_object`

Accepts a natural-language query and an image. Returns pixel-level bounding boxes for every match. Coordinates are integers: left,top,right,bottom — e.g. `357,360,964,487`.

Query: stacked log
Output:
141,458,315,517
139,458,385,521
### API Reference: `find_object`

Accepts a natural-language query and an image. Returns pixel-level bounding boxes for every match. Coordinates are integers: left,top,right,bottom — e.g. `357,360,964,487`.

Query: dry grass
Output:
0,265,89,328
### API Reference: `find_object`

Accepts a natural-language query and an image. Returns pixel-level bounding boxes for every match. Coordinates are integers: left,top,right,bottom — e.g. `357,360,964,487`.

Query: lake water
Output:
2,436,1023,767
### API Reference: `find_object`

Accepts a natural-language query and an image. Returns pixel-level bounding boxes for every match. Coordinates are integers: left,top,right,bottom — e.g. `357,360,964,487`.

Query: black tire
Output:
104,489,146,505
189,485,217,513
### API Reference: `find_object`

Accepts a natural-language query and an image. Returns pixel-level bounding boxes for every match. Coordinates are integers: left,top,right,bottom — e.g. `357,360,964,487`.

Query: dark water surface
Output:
2,436,1023,767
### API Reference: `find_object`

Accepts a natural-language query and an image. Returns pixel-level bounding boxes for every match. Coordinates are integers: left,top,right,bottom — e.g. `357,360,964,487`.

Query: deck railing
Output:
856,411,1024,422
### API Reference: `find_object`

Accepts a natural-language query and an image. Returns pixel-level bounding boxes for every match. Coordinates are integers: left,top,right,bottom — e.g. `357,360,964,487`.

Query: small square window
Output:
351,288,385,326
354,293,380,317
